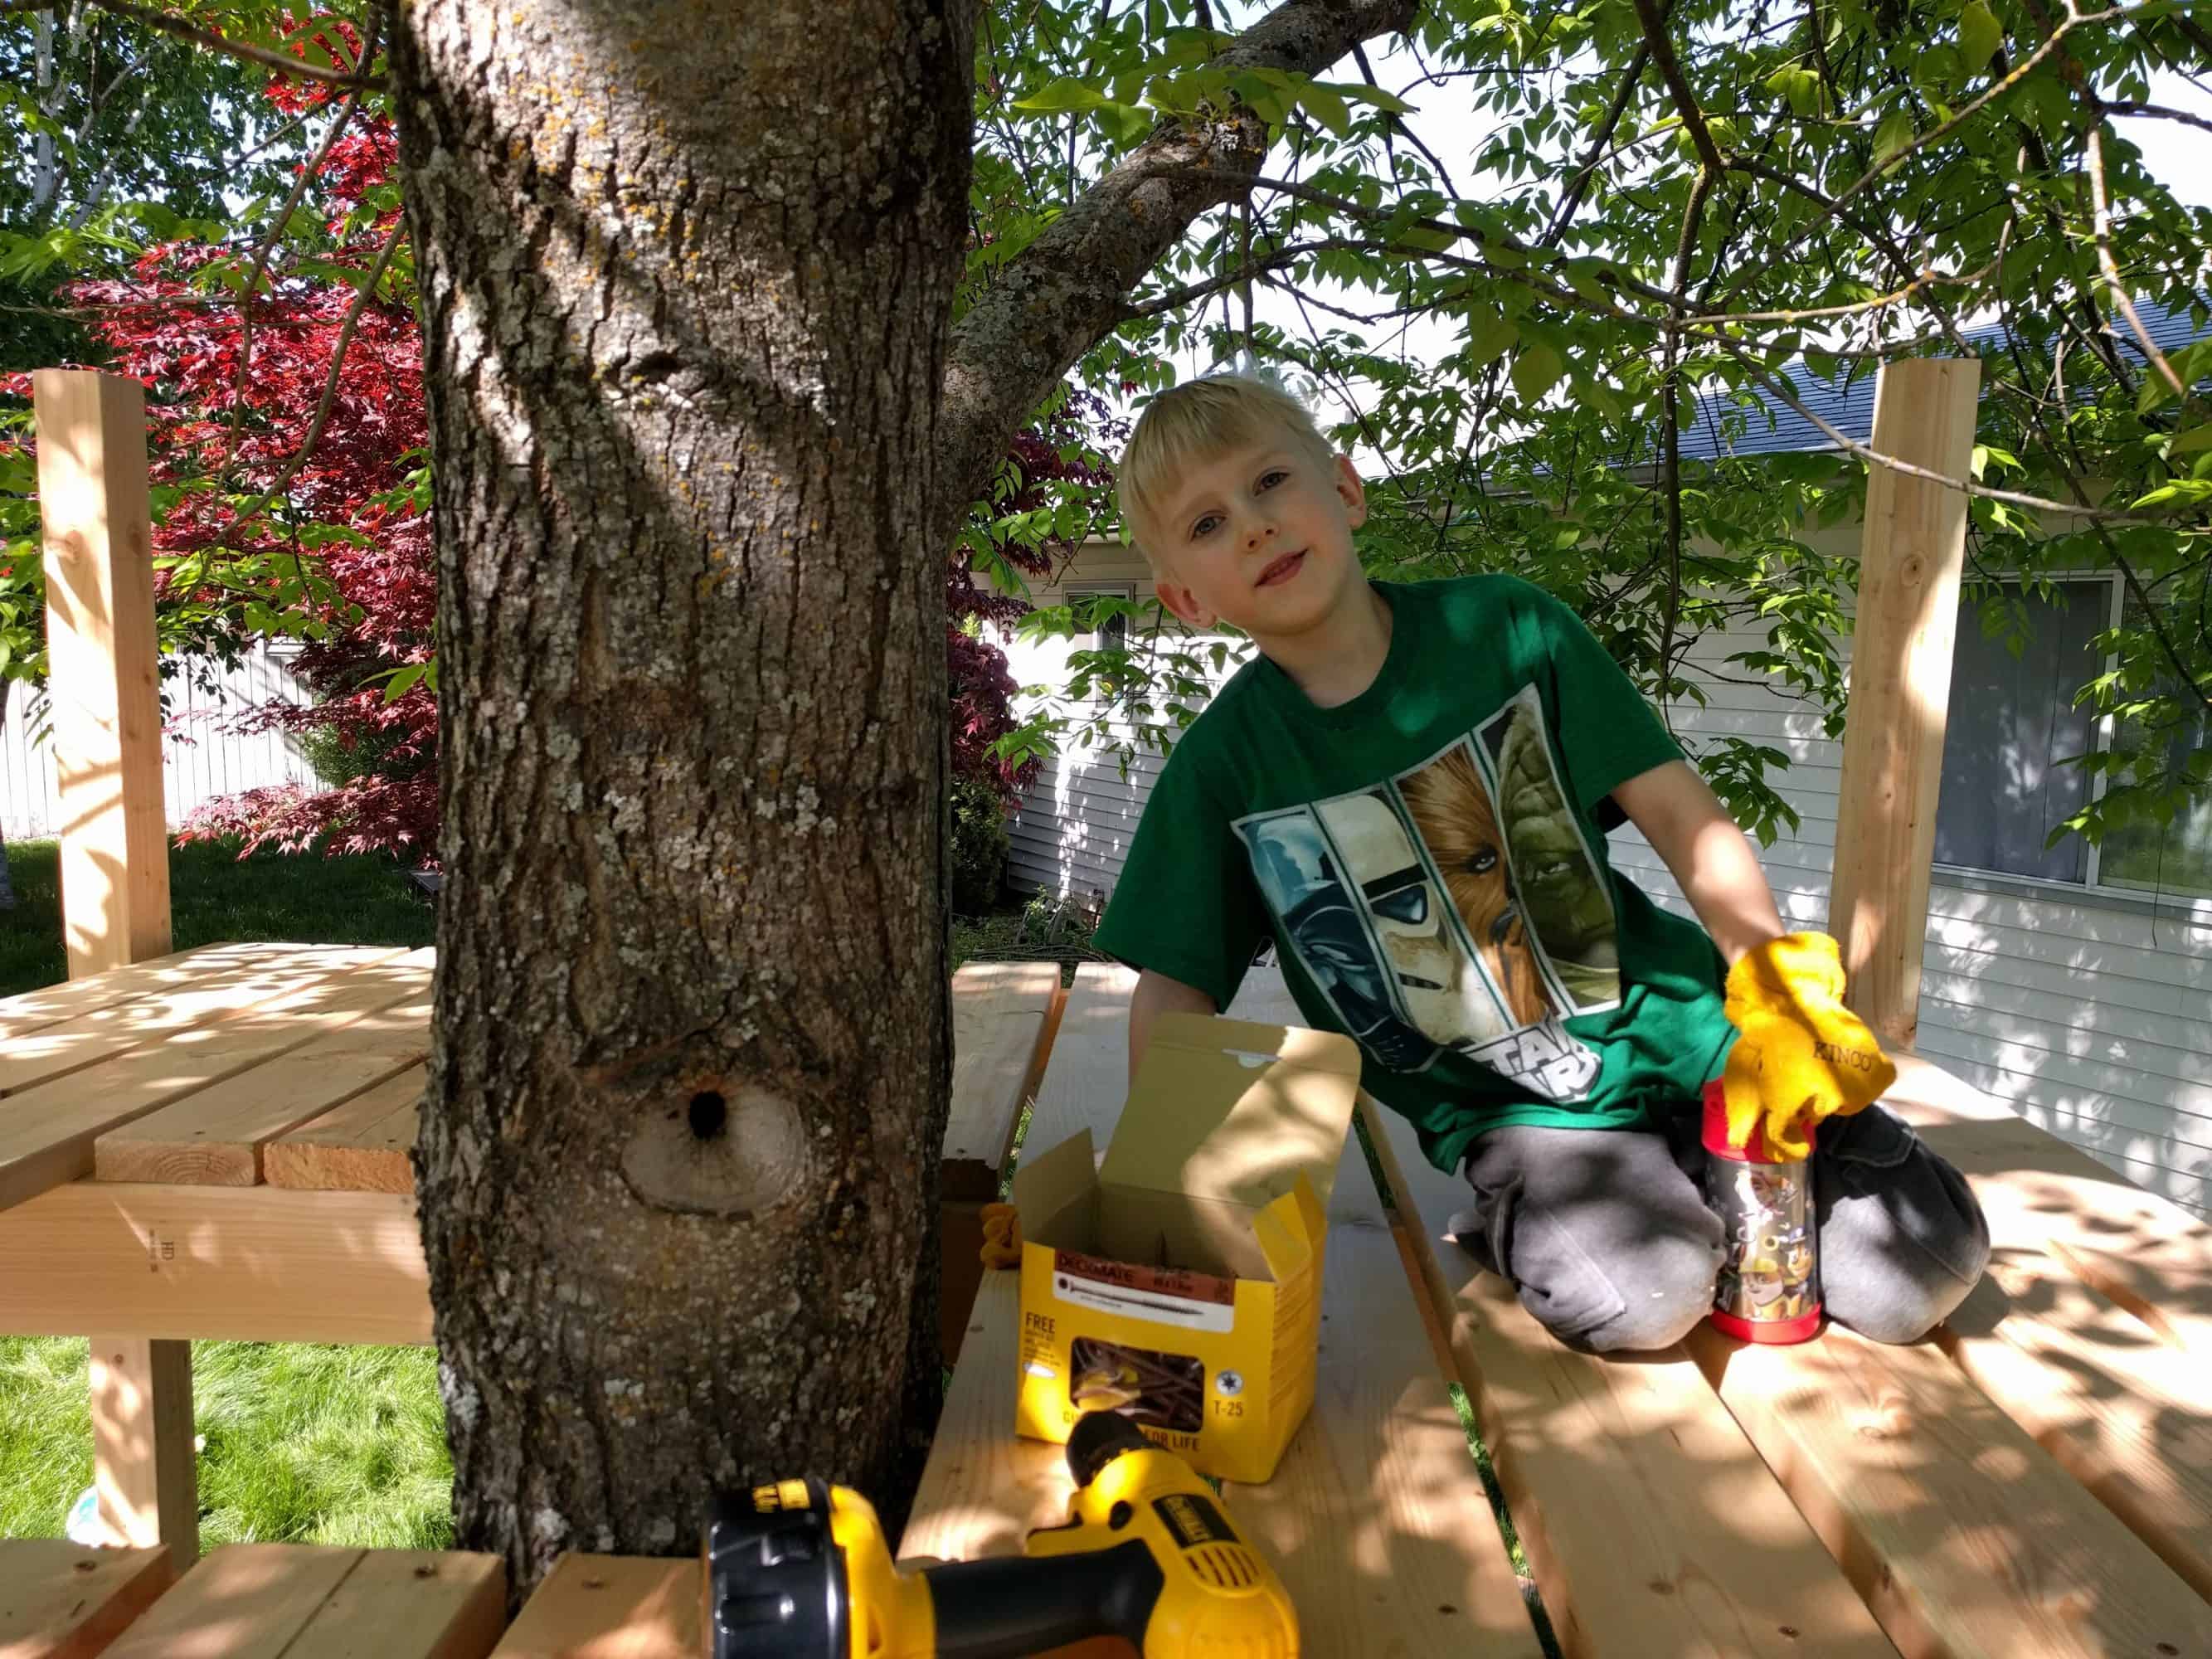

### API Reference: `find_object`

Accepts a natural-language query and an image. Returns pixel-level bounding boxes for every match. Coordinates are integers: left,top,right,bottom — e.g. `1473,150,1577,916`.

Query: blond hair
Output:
1117,372,1337,567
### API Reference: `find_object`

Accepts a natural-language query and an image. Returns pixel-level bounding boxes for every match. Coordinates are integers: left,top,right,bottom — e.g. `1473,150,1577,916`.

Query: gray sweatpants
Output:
1449,1102,1991,1351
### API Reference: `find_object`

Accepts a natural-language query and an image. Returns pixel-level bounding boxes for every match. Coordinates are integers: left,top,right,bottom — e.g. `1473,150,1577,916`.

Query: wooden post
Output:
89,1338,198,1562
1827,358,1981,1049
34,370,171,975
33,369,196,1562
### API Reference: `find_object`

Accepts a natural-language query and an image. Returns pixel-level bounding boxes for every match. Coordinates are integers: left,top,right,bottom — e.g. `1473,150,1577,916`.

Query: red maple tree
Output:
5,60,1116,864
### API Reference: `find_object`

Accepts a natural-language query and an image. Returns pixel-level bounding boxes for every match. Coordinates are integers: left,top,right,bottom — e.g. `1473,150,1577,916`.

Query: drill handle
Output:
922,1540,1162,1658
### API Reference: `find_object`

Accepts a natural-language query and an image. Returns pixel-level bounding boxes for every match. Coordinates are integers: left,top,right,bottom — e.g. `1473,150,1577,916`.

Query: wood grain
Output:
1363,1097,1896,1659
1689,1320,2210,1659
0,1182,430,1346
942,961,1058,1199
1826,357,1981,1048
489,1554,696,1658
265,1064,425,1194
0,943,261,1045
0,944,395,1102
35,369,172,980
1222,1224,1546,1658
0,1540,173,1659
0,947,425,1212
95,987,431,1185
88,1336,197,1563
98,1545,503,1659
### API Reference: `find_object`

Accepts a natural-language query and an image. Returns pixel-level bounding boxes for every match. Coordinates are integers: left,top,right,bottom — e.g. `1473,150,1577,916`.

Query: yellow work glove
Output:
1722,932,1896,1160
980,1202,1023,1269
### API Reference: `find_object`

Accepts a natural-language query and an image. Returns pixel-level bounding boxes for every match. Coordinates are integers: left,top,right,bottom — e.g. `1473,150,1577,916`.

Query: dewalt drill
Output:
702,1411,1297,1657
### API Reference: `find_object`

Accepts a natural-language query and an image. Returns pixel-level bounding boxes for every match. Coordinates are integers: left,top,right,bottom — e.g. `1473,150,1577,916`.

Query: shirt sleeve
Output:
1091,733,1271,1013
1514,580,1686,811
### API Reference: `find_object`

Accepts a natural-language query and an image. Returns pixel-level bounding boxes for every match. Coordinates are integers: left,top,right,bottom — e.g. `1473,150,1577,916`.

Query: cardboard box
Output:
1010,1011,1362,1484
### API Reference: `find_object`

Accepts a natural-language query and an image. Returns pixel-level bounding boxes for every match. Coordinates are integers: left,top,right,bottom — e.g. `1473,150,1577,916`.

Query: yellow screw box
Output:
1010,1011,1363,1485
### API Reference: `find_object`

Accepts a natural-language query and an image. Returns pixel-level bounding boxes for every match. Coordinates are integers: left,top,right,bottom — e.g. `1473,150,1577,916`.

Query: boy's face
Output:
1145,431,1369,644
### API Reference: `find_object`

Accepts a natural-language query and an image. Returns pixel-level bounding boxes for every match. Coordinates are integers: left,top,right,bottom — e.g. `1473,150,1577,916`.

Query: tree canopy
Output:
2,0,2207,861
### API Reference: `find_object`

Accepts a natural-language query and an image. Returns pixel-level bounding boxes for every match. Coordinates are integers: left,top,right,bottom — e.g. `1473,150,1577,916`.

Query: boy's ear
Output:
1334,453,1368,529
1154,575,1217,630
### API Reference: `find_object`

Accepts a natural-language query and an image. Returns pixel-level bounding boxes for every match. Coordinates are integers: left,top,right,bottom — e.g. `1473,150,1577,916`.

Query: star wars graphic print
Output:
1234,686,1623,1102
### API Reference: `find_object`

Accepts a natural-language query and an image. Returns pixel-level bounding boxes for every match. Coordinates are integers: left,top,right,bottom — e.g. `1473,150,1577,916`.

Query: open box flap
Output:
1101,1012,1362,1216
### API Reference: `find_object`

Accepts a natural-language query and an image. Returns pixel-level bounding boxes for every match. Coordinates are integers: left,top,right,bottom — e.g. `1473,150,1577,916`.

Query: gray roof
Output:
1679,296,2208,462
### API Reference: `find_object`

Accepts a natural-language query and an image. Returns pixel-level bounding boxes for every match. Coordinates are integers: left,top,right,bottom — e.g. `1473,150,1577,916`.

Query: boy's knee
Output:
1816,1105,1991,1345
1522,1221,1723,1355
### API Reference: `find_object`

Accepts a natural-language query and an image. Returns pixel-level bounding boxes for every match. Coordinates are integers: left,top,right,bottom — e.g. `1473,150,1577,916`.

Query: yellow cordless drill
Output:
702,1412,1298,1657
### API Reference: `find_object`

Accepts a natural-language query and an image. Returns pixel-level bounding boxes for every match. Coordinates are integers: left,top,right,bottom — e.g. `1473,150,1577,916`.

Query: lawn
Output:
0,834,447,1543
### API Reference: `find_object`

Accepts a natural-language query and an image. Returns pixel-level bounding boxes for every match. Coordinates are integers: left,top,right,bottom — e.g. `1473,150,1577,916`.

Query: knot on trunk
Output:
620,1081,810,1216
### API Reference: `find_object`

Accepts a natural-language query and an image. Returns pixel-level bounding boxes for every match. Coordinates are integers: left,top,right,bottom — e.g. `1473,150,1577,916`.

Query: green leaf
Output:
1297,80,1352,137
1872,108,1914,164
1511,341,1565,404
1958,0,2002,72
1014,77,1106,114
2171,426,2212,456
1330,80,1413,115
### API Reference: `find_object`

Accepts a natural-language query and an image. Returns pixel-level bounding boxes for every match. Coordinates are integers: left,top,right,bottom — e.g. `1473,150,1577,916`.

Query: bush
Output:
949,774,1010,915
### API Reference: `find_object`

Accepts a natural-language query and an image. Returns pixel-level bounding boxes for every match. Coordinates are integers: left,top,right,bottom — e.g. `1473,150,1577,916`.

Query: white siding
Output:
1,644,317,840
1007,547,2212,1218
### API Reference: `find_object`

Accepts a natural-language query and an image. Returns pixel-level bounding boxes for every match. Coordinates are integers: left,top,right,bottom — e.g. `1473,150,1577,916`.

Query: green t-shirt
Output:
1093,574,1737,1175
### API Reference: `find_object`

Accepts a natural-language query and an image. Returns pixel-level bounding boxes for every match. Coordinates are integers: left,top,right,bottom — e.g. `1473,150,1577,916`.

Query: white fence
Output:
1,643,317,841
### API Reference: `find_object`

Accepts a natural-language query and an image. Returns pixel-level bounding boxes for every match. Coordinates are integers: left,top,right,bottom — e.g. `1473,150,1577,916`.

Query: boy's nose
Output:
1242,518,1276,552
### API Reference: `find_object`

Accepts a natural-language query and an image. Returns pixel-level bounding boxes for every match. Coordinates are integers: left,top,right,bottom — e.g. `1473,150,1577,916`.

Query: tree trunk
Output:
390,0,973,1591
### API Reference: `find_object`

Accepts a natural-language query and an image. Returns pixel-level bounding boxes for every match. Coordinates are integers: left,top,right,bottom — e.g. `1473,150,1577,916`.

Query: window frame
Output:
1929,568,2212,916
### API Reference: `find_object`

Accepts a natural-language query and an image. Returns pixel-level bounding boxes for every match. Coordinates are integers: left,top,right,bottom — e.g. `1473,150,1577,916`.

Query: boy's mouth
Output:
1255,550,1306,587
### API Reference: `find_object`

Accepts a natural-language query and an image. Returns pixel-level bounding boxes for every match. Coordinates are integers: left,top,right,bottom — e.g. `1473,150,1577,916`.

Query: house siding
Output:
1004,545,2212,1218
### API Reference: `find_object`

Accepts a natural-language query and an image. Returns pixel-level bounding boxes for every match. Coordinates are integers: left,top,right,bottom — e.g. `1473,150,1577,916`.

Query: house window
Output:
1932,577,2212,901
1066,582,1135,653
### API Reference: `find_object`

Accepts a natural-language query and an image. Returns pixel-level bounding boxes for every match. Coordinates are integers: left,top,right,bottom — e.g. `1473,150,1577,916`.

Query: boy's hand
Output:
1721,932,1895,1159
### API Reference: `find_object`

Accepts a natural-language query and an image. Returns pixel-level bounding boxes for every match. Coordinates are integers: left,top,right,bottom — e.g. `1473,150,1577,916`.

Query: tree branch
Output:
1631,0,1724,173
0,0,388,89
1539,36,1653,250
935,0,1419,524
2084,122,2207,418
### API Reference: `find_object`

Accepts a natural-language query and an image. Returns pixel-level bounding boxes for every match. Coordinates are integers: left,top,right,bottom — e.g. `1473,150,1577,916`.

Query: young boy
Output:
1091,373,1989,1353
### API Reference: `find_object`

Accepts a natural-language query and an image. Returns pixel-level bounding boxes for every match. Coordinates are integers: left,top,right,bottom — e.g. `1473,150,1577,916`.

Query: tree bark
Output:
391,0,973,1591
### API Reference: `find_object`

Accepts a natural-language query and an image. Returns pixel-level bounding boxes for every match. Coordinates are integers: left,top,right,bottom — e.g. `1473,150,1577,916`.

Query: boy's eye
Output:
1190,513,1222,539
1257,469,1288,491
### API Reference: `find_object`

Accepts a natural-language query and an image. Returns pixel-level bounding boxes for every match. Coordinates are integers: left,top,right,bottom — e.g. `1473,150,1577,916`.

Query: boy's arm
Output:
1610,759,1785,966
1128,969,1218,1081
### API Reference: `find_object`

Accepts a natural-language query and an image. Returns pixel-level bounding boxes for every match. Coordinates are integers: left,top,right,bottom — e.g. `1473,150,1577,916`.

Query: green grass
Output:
1,835,449,1543
0,1339,450,1546
0,836,433,999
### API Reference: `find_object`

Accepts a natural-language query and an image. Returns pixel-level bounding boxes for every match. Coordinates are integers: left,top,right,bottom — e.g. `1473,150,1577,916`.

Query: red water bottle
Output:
1700,1078,1821,1344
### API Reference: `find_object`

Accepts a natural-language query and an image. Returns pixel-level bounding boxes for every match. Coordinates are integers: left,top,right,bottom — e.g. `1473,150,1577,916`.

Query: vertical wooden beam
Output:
36,370,196,1563
89,1336,197,1563
34,368,171,978
1828,358,1981,1048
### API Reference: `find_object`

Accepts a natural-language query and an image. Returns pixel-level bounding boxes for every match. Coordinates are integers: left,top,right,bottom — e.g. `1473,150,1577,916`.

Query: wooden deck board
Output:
94,984,431,1185
489,1554,696,1658
96,1544,503,1659
942,961,1059,1201
265,1063,424,1194
0,948,426,1213
0,944,398,1102
1690,1320,2211,1658
0,942,263,1045
0,1540,173,1659
1364,1097,1898,1659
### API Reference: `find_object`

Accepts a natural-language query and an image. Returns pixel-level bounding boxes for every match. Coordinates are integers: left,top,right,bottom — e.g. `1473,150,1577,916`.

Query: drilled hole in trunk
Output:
688,1090,727,1141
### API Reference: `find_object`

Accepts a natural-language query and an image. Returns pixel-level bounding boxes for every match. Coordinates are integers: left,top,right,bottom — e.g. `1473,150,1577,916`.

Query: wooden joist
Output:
95,1544,505,1659
0,947,426,1213
0,1540,173,1659
95,990,431,1185
0,1182,431,1345
265,1063,425,1194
